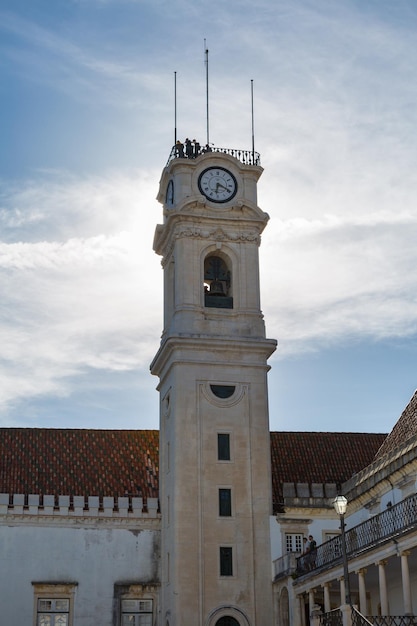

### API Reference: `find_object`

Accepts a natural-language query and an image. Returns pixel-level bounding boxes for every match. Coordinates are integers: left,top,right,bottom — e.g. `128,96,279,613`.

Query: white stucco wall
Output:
0,522,160,625
270,515,282,561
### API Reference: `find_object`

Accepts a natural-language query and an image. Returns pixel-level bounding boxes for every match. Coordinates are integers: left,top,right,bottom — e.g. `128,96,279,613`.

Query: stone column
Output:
356,568,367,615
400,551,413,615
377,560,389,615
339,577,346,608
297,594,306,626
340,603,353,626
322,582,331,613
309,589,315,621
294,594,304,626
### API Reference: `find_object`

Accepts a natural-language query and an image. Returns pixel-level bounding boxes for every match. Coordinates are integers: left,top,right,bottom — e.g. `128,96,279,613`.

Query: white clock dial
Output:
198,167,237,203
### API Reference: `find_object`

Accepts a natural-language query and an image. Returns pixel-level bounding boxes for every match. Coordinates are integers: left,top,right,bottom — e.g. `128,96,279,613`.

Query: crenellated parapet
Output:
0,493,160,519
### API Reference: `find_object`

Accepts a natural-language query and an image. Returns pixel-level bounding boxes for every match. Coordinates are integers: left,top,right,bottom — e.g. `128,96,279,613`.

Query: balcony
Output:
294,493,417,577
273,552,300,579
273,493,417,581
166,144,261,167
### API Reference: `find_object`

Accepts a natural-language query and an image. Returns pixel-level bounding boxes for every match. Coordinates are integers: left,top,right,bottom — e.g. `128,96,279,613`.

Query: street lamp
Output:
333,495,351,606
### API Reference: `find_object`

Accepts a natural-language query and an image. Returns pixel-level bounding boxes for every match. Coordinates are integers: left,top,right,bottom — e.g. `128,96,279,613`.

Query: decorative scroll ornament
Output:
160,226,261,266
174,226,260,244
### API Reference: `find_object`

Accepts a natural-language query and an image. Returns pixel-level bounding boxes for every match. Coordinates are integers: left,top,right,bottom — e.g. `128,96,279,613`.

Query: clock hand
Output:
216,182,228,192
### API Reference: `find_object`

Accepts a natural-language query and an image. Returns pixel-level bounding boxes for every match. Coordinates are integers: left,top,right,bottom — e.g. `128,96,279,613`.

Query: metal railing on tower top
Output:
166,142,261,167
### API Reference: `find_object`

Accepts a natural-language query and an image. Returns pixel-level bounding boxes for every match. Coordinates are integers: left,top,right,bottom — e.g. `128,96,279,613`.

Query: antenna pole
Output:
251,79,255,164
205,41,209,146
174,71,177,145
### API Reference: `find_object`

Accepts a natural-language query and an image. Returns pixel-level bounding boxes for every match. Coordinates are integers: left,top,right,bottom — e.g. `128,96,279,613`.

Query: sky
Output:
1,0,416,434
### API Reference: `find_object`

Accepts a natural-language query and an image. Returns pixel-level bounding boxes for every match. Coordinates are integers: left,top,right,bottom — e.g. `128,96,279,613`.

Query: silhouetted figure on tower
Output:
185,138,193,158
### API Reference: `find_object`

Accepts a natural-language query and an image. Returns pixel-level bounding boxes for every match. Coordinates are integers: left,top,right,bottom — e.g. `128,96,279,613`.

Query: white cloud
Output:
0,171,162,415
1,0,417,426
261,209,417,353
1,165,417,417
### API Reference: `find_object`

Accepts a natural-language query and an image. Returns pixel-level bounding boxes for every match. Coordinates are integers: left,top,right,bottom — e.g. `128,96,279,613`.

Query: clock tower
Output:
150,143,276,626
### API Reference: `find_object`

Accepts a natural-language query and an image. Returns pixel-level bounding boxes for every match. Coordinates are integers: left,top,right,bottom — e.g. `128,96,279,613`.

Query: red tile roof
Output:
373,390,417,460
0,428,386,515
0,429,159,499
270,431,386,512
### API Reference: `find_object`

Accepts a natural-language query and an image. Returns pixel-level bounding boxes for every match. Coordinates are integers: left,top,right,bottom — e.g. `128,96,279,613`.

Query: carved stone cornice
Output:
160,224,261,266
0,513,161,531
174,225,260,243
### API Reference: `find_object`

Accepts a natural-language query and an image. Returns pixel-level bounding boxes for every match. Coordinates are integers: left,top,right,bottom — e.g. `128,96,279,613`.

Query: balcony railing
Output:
320,608,344,626
273,552,299,579
367,618,417,626
321,604,417,626
166,144,261,167
351,607,374,626
295,493,417,576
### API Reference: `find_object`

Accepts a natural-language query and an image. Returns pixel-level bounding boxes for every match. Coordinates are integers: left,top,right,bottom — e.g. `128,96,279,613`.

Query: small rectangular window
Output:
37,598,70,625
33,584,76,626
324,532,342,558
285,533,303,553
217,433,230,461
220,547,233,576
219,488,232,517
324,532,339,541
121,599,153,626
114,586,157,626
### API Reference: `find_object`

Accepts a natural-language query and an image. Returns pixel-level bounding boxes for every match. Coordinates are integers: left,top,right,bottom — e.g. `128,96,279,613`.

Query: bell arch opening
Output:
204,254,233,309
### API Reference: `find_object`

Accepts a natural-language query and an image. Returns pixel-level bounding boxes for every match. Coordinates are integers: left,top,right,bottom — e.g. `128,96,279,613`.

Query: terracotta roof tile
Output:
0,429,159,499
373,390,417,460
0,429,385,515
270,431,386,513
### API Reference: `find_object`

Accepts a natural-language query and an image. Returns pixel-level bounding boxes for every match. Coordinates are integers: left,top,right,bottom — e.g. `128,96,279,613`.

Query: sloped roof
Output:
270,431,386,512
0,428,385,514
0,429,159,499
373,390,417,460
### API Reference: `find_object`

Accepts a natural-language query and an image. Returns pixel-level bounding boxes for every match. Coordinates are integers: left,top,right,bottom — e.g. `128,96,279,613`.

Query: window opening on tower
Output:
204,255,233,309
215,618,240,626
211,385,235,399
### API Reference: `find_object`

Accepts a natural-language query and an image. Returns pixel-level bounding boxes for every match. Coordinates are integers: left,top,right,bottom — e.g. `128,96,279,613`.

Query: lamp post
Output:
333,495,351,606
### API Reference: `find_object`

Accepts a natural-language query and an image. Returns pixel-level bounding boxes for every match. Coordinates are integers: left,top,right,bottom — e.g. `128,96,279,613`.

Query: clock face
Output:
198,167,237,203
166,180,174,206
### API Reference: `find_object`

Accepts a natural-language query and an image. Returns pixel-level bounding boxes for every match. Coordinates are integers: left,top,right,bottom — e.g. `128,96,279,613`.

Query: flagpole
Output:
205,41,209,146
251,79,255,164
174,71,177,145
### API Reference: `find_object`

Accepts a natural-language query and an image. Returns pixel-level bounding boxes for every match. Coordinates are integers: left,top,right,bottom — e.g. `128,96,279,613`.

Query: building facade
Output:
272,391,417,626
0,429,161,625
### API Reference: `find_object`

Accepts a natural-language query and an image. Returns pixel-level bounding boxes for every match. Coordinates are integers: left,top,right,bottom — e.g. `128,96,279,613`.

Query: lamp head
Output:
333,494,348,516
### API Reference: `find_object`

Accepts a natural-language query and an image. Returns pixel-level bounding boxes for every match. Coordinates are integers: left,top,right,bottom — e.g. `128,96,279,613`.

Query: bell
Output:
210,280,225,296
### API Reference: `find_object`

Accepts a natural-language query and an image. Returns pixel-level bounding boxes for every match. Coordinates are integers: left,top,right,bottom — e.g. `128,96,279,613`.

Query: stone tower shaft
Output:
151,147,276,626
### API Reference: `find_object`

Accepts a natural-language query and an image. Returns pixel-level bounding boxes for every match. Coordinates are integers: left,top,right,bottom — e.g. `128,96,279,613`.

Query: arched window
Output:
204,254,233,309
279,587,290,626
216,617,240,626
